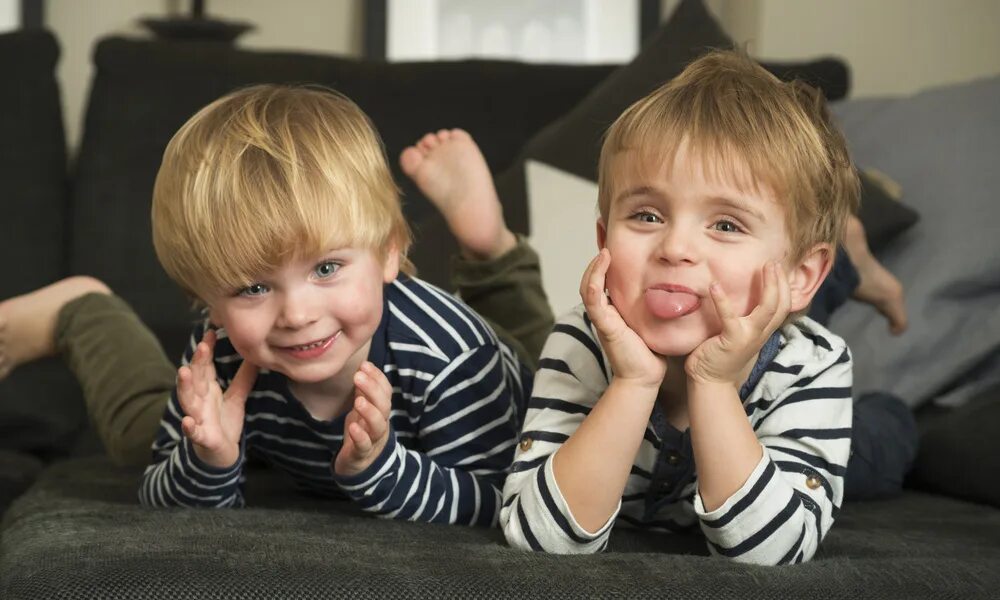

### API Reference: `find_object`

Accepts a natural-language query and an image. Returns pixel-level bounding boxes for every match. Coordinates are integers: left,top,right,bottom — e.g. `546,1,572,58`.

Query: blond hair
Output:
598,50,859,261
152,84,412,301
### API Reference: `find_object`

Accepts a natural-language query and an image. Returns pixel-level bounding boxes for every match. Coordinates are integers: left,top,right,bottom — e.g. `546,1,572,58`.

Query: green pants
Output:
58,238,553,466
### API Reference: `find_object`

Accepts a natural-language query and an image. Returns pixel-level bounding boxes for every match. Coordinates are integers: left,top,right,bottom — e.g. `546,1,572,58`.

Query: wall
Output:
42,0,1000,150
752,0,1000,97
47,0,362,151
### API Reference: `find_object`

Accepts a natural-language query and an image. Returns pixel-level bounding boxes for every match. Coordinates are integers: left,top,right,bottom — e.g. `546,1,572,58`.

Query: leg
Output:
843,215,907,334
400,129,554,369
807,246,859,326
844,391,918,501
1,277,173,466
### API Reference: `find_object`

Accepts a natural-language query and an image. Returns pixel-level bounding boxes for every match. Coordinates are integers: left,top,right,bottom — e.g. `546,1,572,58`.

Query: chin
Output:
633,317,716,358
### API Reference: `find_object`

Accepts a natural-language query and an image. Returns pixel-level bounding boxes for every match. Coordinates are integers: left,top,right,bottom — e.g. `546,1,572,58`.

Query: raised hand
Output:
581,249,666,389
686,261,791,386
177,329,259,468
334,361,393,477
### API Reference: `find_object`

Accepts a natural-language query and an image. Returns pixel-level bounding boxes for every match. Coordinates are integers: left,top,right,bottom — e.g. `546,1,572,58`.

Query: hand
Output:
581,249,666,389
334,362,393,477
177,329,259,468
686,262,791,386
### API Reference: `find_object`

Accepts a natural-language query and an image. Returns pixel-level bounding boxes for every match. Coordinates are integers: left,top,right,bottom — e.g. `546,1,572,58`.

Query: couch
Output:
2,1,999,597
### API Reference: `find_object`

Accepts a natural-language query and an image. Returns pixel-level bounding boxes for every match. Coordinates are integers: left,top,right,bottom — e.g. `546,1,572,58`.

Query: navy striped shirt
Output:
501,305,852,563
139,276,531,527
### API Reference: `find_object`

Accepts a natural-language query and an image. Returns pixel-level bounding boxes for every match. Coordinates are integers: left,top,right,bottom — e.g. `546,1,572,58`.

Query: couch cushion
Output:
2,457,998,598
69,38,614,360
0,30,87,457
828,75,1000,409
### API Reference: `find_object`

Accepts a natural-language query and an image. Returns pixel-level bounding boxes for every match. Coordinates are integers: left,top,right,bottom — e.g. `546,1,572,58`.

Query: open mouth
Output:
279,332,340,358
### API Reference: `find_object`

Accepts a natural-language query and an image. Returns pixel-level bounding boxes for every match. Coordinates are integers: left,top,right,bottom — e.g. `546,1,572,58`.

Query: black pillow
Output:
494,0,852,235
856,169,921,253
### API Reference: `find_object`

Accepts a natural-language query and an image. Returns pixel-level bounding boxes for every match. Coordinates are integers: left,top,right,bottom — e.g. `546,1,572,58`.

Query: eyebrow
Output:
708,196,766,222
615,185,661,205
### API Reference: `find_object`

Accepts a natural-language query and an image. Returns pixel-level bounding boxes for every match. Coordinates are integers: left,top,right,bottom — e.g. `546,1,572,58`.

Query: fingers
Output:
226,359,260,403
346,421,373,455
708,280,737,322
355,362,392,418
352,395,389,443
580,249,611,316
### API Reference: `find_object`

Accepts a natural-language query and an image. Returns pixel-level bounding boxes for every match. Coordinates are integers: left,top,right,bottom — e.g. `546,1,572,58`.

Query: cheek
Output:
713,262,766,317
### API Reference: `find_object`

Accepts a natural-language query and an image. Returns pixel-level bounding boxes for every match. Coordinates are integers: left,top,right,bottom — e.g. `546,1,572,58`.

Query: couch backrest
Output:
0,30,85,456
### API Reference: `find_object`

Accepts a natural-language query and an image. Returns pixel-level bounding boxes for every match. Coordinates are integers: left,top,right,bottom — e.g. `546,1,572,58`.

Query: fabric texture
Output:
55,293,174,466
4,456,999,599
910,380,1000,507
501,308,852,564
451,236,555,371
827,75,1000,409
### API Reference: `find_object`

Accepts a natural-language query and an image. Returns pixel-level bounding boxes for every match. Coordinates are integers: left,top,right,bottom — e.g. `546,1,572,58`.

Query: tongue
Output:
645,289,700,319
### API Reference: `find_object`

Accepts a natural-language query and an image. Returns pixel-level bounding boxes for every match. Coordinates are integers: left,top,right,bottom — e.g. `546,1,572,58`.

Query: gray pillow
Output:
828,75,1000,409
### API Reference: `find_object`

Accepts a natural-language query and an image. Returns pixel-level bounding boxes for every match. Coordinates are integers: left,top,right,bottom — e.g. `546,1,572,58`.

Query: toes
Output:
399,146,424,175
450,128,471,141
437,128,451,141
418,132,439,151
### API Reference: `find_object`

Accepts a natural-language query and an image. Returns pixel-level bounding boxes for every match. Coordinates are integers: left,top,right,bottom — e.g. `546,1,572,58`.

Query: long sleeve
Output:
500,309,616,553
332,343,521,526
138,322,247,508
695,324,853,565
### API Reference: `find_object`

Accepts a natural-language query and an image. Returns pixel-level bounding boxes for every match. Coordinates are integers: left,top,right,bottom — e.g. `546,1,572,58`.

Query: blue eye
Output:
632,211,663,224
239,283,269,297
315,261,341,278
714,220,742,233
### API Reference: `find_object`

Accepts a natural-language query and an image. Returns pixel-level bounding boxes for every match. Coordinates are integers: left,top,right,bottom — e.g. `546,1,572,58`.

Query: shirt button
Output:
519,437,533,452
665,451,681,466
805,474,823,490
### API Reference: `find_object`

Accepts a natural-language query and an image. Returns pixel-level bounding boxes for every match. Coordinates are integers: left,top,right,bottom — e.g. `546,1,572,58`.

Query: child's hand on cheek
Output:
686,262,791,386
582,249,667,389
334,362,393,477
177,330,259,469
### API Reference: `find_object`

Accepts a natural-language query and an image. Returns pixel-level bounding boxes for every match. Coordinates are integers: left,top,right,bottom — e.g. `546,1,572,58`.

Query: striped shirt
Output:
500,305,852,564
139,276,531,527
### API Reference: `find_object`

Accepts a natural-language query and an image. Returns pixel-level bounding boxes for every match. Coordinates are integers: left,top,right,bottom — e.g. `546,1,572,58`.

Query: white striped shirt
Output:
139,276,530,527
500,305,852,564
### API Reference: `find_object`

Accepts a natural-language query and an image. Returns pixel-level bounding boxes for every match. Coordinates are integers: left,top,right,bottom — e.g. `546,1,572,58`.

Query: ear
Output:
382,244,401,283
596,218,608,250
789,243,835,313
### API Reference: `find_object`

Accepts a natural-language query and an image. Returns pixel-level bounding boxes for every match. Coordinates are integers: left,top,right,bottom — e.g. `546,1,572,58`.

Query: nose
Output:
657,222,698,265
275,287,320,330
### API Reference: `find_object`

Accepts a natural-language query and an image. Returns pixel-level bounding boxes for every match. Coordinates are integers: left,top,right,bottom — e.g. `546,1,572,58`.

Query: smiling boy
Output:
501,51,857,563
137,85,530,525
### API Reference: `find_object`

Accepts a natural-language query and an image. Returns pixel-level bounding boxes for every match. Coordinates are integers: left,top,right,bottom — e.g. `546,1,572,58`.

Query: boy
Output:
500,51,860,563
137,85,537,526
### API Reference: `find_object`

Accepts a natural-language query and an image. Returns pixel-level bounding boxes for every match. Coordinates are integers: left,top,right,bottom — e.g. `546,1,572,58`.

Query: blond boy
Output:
501,51,858,563
138,85,530,525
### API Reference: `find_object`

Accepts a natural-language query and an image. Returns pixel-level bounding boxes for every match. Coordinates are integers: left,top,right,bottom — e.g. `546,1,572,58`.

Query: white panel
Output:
0,0,19,33
526,160,602,318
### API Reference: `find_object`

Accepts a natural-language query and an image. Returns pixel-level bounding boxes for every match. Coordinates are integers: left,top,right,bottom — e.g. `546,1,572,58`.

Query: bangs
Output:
599,87,792,218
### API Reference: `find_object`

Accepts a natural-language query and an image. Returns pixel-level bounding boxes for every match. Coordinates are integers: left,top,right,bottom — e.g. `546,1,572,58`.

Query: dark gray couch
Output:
2,15,999,599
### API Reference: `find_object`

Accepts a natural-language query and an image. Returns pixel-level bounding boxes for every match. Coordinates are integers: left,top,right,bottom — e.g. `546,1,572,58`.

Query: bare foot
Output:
844,216,907,335
400,128,516,260
0,276,111,379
